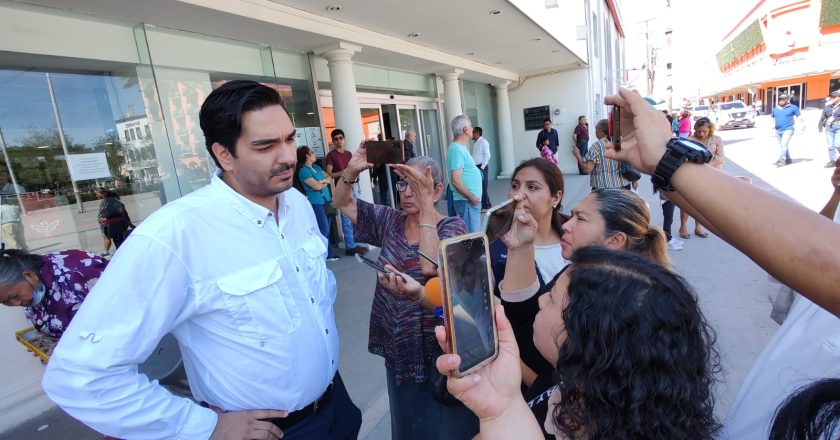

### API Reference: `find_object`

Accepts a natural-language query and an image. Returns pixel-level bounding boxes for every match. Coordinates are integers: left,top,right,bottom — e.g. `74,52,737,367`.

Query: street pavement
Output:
3,111,835,438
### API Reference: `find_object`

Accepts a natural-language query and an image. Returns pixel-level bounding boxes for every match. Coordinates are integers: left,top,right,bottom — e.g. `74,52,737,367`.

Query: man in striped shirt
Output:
571,118,631,191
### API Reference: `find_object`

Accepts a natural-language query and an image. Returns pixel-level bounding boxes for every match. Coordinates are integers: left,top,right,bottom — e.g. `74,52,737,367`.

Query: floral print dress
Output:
24,250,109,337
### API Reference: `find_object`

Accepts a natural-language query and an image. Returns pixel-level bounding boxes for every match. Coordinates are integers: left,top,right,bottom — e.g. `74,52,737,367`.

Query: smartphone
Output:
609,106,622,150
365,140,405,165
355,253,405,282
483,199,515,245
438,232,498,377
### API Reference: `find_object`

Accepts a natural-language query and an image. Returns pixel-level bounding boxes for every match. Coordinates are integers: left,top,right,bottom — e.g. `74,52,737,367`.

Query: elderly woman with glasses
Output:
333,147,477,438
0,248,108,337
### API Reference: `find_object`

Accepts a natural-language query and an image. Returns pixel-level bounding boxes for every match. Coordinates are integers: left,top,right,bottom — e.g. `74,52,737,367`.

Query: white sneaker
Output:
667,238,683,251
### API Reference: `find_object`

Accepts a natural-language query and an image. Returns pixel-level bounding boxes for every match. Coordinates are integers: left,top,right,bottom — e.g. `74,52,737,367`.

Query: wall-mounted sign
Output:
67,153,111,181
524,106,551,131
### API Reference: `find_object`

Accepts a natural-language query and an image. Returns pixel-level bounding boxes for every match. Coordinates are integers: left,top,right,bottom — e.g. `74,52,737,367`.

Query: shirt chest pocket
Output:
216,260,302,340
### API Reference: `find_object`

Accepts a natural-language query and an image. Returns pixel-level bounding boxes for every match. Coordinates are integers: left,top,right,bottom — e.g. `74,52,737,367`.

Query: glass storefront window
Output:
0,64,173,254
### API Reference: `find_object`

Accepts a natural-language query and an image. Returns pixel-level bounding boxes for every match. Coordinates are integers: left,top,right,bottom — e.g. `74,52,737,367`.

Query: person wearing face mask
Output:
0,248,108,337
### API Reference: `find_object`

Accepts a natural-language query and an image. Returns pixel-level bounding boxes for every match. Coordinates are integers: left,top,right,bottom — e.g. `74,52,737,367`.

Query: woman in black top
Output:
95,189,133,257
499,188,671,437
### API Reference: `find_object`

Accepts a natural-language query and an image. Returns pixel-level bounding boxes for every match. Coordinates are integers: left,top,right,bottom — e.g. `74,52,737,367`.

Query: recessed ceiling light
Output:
532,38,542,42
467,52,476,55
408,33,420,38
552,49,562,53
489,10,501,14
325,4,341,12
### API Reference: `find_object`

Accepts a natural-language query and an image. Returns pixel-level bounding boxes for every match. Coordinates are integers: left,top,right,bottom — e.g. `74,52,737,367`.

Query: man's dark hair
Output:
544,118,552,124
330,129,345,140
578,115,586,122
770,378,840,440
199,80,285,168
473,127,483,136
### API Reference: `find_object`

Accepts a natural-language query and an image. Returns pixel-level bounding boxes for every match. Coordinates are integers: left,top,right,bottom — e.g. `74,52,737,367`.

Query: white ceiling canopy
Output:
16,0,585,82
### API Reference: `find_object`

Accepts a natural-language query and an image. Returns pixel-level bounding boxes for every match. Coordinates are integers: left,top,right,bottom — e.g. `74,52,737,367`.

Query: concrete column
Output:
440,69,464,130
494,81,516,178
315,42,373,201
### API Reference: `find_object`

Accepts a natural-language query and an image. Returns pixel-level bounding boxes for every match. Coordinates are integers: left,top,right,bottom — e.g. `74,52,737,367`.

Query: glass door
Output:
396,105,420,156
420,109,444,184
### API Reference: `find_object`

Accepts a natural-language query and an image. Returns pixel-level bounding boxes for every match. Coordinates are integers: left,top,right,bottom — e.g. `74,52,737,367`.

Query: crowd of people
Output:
2,79,840,440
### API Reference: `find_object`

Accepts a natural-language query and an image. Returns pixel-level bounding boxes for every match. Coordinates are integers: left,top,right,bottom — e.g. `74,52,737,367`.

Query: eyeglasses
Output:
396,181,408,192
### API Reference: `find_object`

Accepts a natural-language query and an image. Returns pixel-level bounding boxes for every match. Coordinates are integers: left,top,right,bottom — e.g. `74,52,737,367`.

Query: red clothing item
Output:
574,123,589,141
325,149,352,173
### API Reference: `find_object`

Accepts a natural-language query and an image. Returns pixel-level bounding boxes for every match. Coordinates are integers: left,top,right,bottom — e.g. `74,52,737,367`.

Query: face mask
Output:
30,282,46,307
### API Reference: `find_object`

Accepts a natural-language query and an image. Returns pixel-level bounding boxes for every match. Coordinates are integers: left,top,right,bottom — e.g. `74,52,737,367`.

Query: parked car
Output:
691,105,710,120
711,100,755,129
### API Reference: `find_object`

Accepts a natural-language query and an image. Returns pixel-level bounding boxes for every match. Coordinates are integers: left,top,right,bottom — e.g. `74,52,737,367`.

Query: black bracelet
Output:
341,175,359,185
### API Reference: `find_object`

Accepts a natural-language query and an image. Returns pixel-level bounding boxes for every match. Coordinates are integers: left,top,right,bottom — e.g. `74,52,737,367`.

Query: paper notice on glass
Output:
67,153,111,181
305,127,325,157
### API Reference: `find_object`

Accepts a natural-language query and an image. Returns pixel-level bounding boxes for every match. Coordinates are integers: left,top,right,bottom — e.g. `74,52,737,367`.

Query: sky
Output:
621,0,760,102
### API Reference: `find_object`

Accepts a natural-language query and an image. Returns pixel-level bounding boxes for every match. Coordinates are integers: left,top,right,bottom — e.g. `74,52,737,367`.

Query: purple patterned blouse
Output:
354,199,467,384
24,250,109,337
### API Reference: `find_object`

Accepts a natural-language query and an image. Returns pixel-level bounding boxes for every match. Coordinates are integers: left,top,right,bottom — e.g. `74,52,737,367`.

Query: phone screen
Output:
355,253,387,273
441,234,497,374
484,199,515,244
365,140,405,165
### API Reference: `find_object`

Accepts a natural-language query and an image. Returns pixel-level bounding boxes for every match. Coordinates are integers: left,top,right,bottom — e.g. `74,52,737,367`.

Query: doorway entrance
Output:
319,92,443,207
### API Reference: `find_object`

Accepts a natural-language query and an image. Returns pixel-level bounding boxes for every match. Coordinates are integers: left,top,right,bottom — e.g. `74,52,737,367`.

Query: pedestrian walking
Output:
818,90,840,168
771,93,804,167
571,116,589,175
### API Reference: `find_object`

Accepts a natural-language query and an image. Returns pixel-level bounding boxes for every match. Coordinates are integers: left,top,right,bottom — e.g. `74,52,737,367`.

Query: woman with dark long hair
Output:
295,146,338,261
435,246,721,439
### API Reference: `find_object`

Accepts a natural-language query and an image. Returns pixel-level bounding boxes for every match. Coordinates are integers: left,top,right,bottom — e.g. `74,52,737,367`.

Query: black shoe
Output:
826,161,837,168
774,160,786,167
785,158,793,165
353,246,368,255
345,249,356,256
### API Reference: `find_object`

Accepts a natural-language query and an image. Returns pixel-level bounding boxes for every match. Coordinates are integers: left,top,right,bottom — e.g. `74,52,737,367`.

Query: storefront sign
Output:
524,106,551,131
67,153,111,181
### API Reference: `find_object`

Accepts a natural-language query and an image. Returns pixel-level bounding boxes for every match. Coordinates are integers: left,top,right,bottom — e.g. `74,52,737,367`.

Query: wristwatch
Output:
651,138,712,191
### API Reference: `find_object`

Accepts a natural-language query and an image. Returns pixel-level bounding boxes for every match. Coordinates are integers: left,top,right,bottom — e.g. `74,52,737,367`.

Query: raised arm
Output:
333,143,373,223
605,87,840,317
820,162,840,220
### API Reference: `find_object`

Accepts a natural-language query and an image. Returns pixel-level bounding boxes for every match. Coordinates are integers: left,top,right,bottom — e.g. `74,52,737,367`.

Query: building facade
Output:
0,0,624,430
702,0,840,112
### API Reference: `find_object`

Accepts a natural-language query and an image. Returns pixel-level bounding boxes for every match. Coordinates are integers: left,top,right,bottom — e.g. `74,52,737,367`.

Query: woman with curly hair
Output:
436,246,721,439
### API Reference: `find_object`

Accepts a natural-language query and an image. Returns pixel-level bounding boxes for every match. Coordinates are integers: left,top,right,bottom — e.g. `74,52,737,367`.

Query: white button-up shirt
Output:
42,172,339,439
471,136,491,169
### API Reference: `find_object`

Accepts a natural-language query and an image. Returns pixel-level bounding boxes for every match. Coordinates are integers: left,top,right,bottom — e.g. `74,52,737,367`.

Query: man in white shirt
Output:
42,81,361,440
471,126,492,211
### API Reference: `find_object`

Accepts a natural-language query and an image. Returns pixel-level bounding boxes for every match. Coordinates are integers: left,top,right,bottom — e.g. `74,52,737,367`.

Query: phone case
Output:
438,232,499,378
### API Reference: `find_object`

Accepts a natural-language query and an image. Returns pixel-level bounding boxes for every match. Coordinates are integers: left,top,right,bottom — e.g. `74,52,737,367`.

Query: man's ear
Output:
211,143,235,171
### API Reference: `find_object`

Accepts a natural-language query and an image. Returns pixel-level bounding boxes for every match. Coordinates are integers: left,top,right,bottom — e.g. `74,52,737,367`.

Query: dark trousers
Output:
478,165,491,209
575,138,589,175
282,373,362,440
662,200,675,241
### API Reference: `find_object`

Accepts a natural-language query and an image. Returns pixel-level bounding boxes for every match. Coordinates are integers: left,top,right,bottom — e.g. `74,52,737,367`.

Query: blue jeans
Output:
311,203,334,258
776,129,794,161
453,199,481,232
339,184,358,249
827,127,840,162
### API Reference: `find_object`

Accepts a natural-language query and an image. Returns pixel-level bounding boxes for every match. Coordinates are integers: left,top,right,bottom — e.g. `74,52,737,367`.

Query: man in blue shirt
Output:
448,115,483,232
771,94,804,167
535,118,559,157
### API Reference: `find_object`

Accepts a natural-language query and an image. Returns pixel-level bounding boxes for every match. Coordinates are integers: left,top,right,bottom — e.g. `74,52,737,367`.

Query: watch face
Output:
676,138,708,152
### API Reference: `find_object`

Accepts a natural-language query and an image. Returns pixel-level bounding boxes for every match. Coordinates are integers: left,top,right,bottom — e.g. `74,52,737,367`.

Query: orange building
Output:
703,0,840,113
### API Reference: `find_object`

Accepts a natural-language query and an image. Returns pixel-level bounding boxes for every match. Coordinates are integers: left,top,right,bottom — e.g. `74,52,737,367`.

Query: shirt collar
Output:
210,170,287,229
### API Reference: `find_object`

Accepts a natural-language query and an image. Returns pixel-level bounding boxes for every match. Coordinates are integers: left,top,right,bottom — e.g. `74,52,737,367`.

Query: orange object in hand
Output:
424,277,442,308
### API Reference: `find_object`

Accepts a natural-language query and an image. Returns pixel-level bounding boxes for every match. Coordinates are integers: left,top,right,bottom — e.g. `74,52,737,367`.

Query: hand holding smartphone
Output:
438,232,498,377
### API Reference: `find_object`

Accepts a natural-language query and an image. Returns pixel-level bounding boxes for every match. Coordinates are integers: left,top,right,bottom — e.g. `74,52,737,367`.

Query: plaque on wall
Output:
524,106,551,131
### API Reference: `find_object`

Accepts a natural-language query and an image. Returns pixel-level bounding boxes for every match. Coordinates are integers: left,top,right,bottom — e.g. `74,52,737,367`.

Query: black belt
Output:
263,380,335,430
